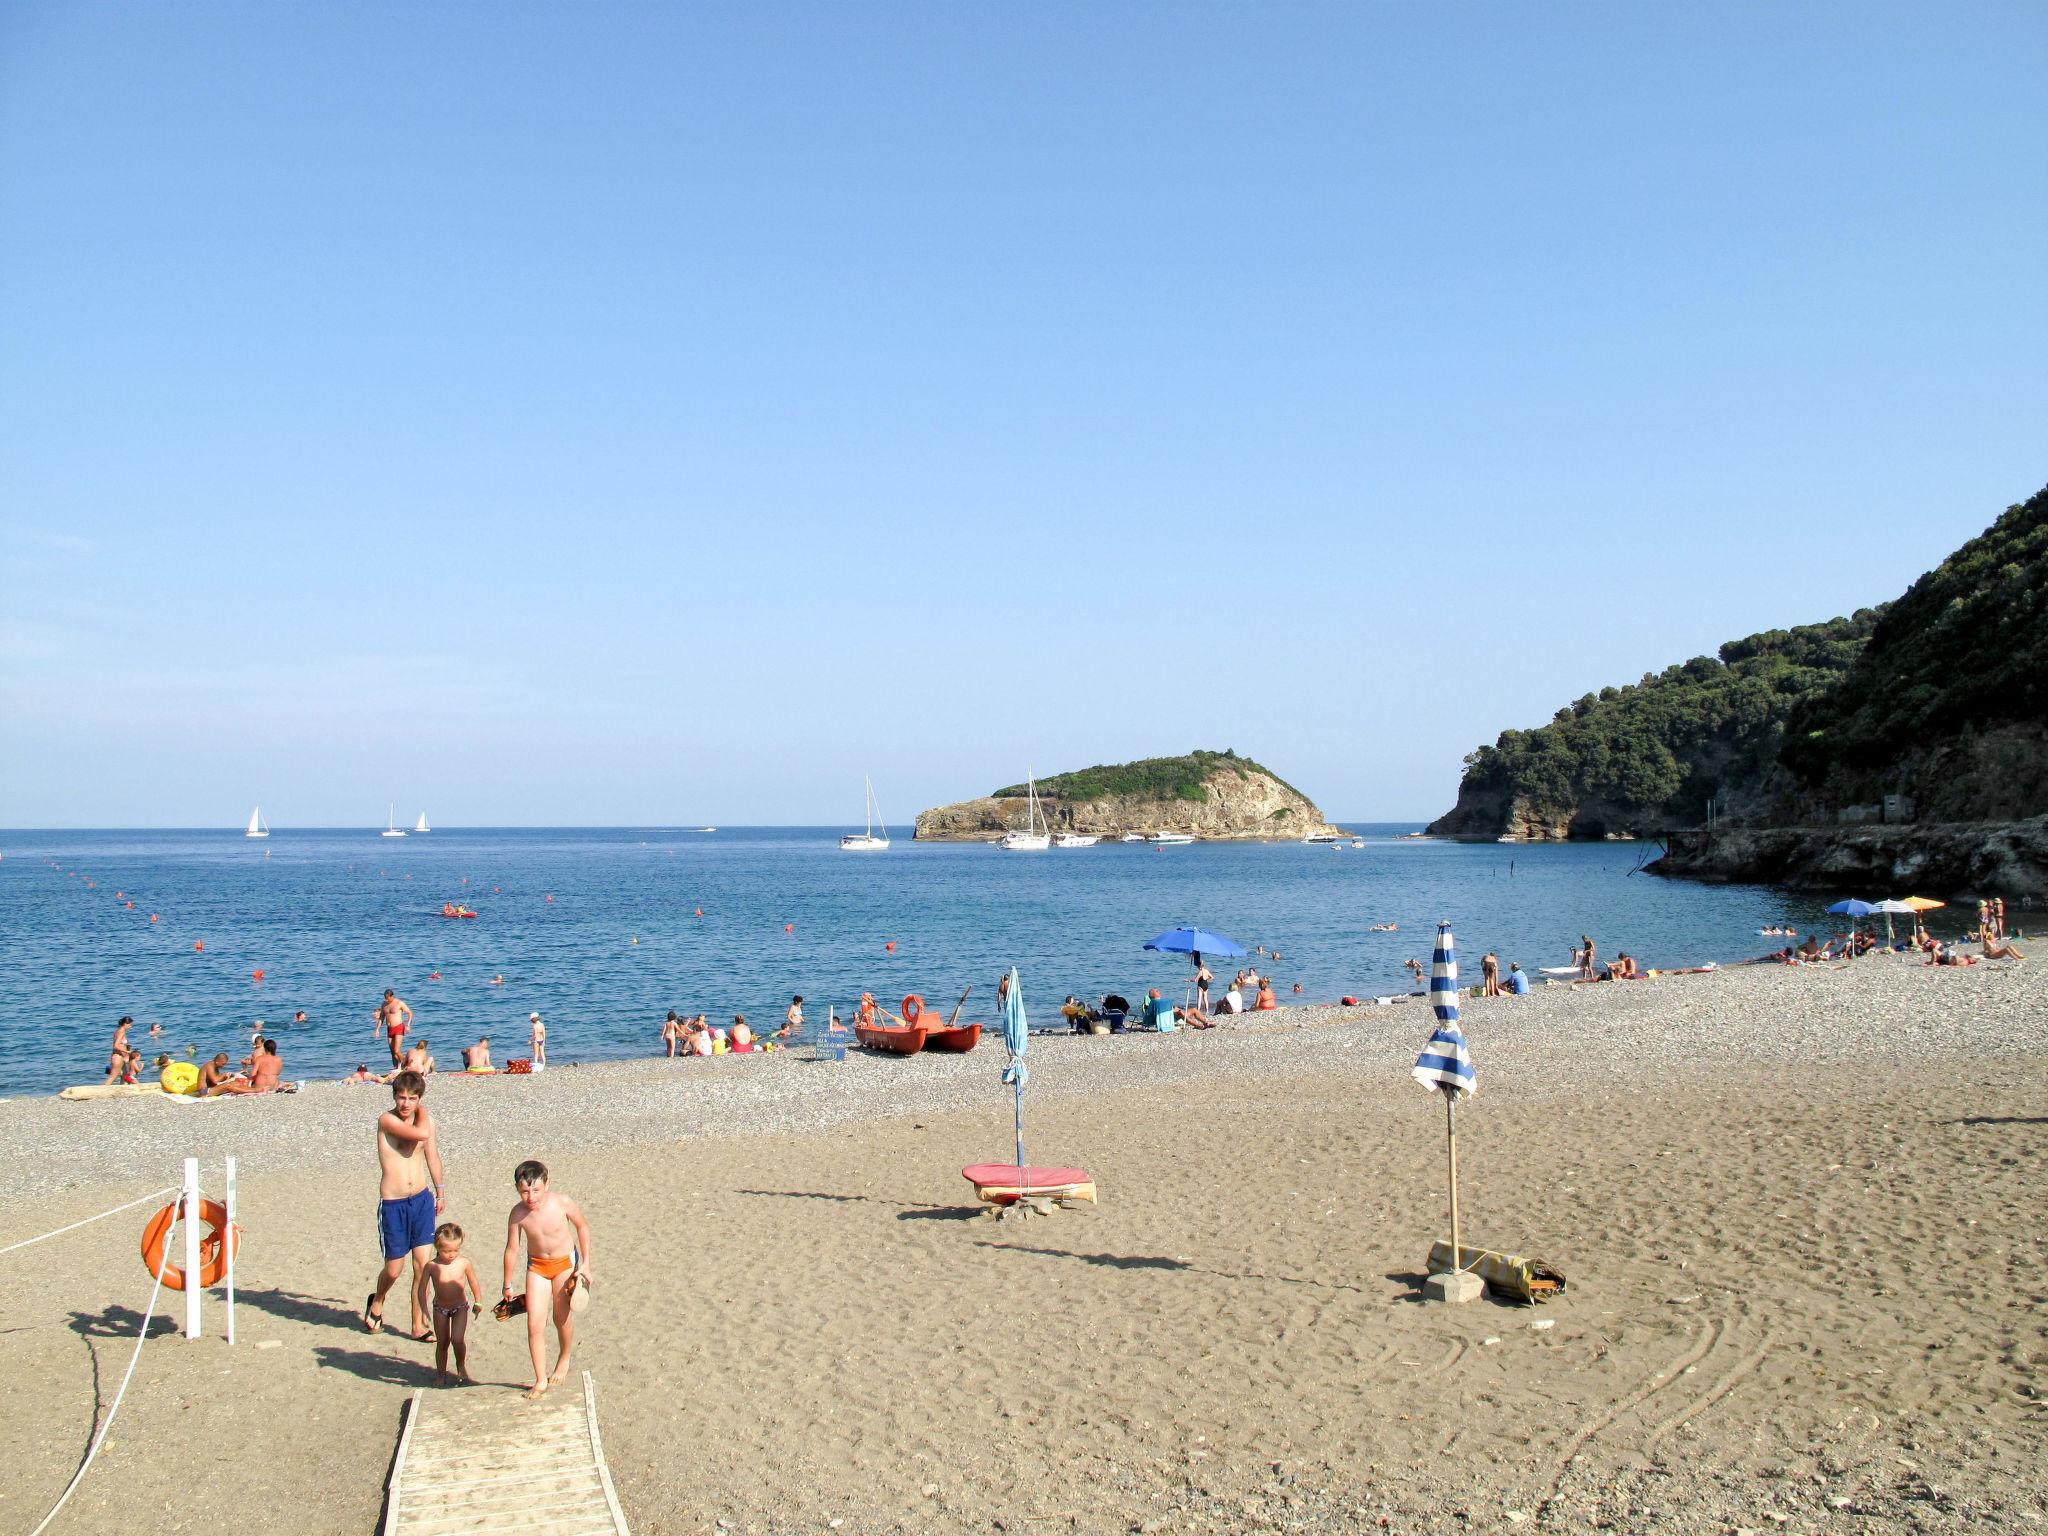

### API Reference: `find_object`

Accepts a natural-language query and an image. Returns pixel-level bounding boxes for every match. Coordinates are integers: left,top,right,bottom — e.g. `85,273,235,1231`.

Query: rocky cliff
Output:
1647,816,2048,898
914,750,1342,841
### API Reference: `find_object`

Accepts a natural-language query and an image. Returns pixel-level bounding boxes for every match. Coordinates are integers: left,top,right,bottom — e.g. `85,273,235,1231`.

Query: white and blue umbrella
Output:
1413,923,1479,1273
1000,967,1028,1172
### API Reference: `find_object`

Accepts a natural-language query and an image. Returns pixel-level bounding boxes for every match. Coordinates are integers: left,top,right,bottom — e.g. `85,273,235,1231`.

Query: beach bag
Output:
505,1059,532,1075
1427,1241,1567,1305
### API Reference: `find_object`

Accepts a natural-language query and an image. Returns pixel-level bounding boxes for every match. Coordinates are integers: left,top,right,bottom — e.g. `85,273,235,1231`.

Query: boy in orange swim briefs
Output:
502,1159,594,1400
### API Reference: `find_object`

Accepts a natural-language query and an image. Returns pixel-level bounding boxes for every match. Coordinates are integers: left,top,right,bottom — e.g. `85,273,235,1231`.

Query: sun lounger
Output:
961,1164,1097,1209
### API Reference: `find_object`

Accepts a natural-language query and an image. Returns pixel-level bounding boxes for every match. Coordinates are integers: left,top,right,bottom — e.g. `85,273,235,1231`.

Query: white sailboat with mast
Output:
382,804,407,838
244,806,269,839
840,776,890,851
999,772,1051,851
414,811,431,834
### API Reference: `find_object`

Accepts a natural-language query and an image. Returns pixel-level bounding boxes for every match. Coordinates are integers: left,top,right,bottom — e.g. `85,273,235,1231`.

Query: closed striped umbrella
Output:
1415,922,1479,1295
1414,923,1478,1099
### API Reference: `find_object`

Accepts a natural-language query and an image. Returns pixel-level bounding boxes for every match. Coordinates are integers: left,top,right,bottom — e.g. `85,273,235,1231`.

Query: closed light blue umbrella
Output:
1000,967,1028,1172
1141,926,1249,958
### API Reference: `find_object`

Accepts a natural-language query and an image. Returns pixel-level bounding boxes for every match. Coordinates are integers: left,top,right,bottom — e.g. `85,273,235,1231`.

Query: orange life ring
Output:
901,994,925,1021
139,1197,239,1291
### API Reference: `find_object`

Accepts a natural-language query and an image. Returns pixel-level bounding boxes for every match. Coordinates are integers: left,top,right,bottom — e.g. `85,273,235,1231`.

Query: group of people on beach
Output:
105,1014,296,1094
368,1066,595,1398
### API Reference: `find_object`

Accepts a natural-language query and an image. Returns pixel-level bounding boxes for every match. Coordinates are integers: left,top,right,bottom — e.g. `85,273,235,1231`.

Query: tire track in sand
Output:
1536,1319,1722,1523
1642,1329,1777,1459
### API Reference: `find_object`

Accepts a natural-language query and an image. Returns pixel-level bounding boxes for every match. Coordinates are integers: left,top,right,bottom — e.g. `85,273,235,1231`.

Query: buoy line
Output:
0,1185,181,1259
26,1207,181,1536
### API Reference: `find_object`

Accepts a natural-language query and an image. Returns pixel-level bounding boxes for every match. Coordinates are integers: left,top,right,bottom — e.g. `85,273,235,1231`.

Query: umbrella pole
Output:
1013,1077,1024,1172
1445,1089,1462,1267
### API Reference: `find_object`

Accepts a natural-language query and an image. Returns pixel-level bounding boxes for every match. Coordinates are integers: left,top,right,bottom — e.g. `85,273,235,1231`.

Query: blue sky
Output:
3,2,2042,827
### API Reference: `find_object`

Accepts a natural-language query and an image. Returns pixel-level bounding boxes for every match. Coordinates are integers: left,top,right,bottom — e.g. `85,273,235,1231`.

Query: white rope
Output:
0,1186,181,1259
26,1203,180,1536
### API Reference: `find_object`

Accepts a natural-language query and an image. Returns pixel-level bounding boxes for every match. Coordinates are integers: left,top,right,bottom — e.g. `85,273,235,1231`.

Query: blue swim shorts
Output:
378,1186,437,1260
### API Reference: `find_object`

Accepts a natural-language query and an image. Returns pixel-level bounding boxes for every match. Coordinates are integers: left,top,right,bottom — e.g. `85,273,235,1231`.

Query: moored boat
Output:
1054,833,1099,848
922,1021,982,1052
1150,832,1195,845
999,771,1051,850
854,1022,926,1054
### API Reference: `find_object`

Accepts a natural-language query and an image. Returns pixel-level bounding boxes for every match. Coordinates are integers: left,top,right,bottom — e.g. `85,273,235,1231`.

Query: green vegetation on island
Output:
1433,484,2048,839
995,749,1301,805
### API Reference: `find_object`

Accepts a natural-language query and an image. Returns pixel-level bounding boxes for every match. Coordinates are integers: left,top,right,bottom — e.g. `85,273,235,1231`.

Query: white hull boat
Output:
245,806,269,839
1304,833,1345,844
382,803,406,838
841,776,891,851
1000,771,1051,851
414,812,431,834
1054,833,1099,848
1150,832,1195,845
1119,833,1148,843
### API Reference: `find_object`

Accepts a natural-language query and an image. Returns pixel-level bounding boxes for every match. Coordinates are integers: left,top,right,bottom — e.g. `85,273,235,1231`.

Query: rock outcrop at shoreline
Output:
914,749,1342,841
1647,815,2048,897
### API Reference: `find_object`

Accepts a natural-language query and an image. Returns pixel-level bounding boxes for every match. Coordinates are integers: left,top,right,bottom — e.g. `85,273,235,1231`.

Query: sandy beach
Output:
3,959,2044,1535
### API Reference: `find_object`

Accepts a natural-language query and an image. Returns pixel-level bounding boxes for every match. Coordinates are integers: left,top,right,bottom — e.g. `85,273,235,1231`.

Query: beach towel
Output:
1426,1240,1567,1305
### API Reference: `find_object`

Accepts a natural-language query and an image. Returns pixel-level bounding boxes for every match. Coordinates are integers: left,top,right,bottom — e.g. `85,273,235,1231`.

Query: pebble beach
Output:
3,957,2044,1534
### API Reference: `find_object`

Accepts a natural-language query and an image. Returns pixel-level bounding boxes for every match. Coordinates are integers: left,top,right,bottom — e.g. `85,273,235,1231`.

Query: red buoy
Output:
193,941,204,952
252,969,264,982
885,941,896,952
784,923,793,933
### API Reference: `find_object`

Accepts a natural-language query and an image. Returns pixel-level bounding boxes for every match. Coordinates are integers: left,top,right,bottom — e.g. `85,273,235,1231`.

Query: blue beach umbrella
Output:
1412,923,1480,1270
1824,898,1876,958
1141,925,1249,958
1000,967,1028,1172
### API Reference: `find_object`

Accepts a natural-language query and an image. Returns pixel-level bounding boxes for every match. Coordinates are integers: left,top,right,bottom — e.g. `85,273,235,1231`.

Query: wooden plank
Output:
385,1373,628,1535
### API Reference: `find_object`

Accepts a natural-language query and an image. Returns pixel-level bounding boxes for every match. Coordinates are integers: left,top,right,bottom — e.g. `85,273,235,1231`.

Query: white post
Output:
224,1155,237,1346
182,1157,201,1340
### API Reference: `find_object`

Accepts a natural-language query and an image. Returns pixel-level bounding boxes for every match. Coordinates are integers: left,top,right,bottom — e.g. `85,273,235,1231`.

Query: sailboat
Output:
414,812,431,834
382,804,407,838
840,777,890,851
244,807,269,839
999,773,1051,851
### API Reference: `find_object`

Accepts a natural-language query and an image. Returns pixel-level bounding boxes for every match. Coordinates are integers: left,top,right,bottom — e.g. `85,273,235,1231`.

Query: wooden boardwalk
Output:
382,1372,631,1536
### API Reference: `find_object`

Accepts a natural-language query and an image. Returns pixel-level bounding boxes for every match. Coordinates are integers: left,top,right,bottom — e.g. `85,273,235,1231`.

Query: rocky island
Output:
913,749,1342,842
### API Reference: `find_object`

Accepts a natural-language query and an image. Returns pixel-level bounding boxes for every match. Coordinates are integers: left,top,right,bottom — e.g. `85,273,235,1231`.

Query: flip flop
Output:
364,1294,383,1334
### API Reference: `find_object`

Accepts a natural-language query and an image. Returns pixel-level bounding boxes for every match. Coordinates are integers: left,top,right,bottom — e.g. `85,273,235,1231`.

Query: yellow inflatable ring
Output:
160,1061,201,1096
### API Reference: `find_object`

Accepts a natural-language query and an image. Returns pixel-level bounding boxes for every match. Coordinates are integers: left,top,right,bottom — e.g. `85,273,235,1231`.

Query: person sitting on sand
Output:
685,1015,714,1056
1507,962,1533,995
729,1015,754,1052
1061,996,1091,1032
1138,988,1178,1032
1797,936,1824,962
1216,980,1245,1015
463,1036,493,1072
1926,941,1979,967
1982,934,2027,960
1253,979,1278,1011
199,1053,239,1093
1603,954,1639,981
211,1038,283,1094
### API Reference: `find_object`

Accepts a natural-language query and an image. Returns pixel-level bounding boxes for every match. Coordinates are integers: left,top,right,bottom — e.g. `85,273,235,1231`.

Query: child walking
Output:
502,1159,594,1400
417,1223,483,1384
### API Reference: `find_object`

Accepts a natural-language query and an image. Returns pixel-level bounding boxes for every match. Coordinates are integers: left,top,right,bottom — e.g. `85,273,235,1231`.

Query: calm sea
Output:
0,825,1873,1097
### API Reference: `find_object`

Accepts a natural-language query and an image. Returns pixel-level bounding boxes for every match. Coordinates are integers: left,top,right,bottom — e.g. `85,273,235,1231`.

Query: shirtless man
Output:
462,1036,492,1071
198,1052,237,1093
210,1039,283,1094
366,1071,444,1339
106,1016,133,1083
377,988,413,1068
502,1160,594,1399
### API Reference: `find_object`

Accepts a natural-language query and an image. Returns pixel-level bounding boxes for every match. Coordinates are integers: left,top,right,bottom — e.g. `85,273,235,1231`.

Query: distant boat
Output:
414,812,431,834
1054,833,1099,848
697,827,717,833
1150,832,1195,846
1304,832,1345,844
244,807,269,839
1351,839,1364,848
841,776,891,852
382,804,407,838
1119,833,1148,843
999,772,1051,851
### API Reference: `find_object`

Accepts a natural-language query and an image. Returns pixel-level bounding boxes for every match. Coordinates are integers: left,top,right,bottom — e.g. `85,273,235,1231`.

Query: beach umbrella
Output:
1823,898,1876,957
1141,925,1249,958
1870,898,1916,948
1900,895,1945,944
1000,967,1028,1173
1412,923,1479,1289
